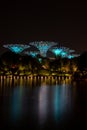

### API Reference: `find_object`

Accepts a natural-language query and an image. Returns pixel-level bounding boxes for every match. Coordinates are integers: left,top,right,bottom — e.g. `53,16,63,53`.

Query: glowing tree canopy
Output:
67,55,74,59
50,47,69,58
24,51,40,58
49,46,80,59
29,41,58,57
53,48,62,55
3,44,30,54
68,54,80,59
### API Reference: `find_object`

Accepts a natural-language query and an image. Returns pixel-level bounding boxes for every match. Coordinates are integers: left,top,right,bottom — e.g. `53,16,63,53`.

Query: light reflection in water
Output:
11,78,24,121
53,85,60,121
53,84,72,122
0,76,76,127
38,82,48,125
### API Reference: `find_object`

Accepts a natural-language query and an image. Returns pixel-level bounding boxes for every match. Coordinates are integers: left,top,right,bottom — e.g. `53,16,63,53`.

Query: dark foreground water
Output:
0,77,87,130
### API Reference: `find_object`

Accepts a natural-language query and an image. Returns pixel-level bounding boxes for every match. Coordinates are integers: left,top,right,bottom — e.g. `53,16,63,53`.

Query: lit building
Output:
3,44,30,54
29,41,58,57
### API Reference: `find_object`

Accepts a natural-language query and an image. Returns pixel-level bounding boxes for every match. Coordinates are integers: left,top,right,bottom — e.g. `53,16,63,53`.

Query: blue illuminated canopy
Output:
52,48,62,56
49,46,80,59
29,41,58,57
68,55,74,59
3,44,30,54
3,42,80,59
50,47,69,57
68,54,80,59
24,51,39,58
61,52,67,57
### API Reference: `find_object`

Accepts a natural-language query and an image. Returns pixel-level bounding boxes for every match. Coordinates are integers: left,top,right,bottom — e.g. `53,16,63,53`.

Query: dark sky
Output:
0,1,87,54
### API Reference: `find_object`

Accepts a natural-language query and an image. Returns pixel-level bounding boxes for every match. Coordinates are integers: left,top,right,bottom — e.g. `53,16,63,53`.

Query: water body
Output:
0,77,87,129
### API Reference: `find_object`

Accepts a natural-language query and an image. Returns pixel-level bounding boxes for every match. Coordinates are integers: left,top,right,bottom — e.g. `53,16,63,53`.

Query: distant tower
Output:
29,41,58,57
3,44,30,54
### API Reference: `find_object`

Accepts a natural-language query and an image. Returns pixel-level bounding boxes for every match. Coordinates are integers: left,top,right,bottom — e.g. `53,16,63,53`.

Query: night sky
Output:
0,1,87,54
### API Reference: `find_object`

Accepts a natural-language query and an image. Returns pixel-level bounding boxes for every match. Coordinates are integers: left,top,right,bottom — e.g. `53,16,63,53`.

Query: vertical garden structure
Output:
24,51,40,58
3,44,30,54
49,46,79,59
29,41,58,57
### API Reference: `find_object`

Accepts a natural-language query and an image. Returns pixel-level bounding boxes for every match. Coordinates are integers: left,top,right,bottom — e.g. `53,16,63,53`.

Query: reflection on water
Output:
0,76,72,89
0,77,87,129
11,78,25,121
38,82,48,125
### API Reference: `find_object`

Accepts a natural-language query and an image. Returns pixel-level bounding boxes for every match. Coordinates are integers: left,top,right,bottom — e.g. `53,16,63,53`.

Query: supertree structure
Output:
49,46,79,58
67,54,80,59
3,44,30,54
24,51,40,58
29,41,58,57
49,46,69,57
